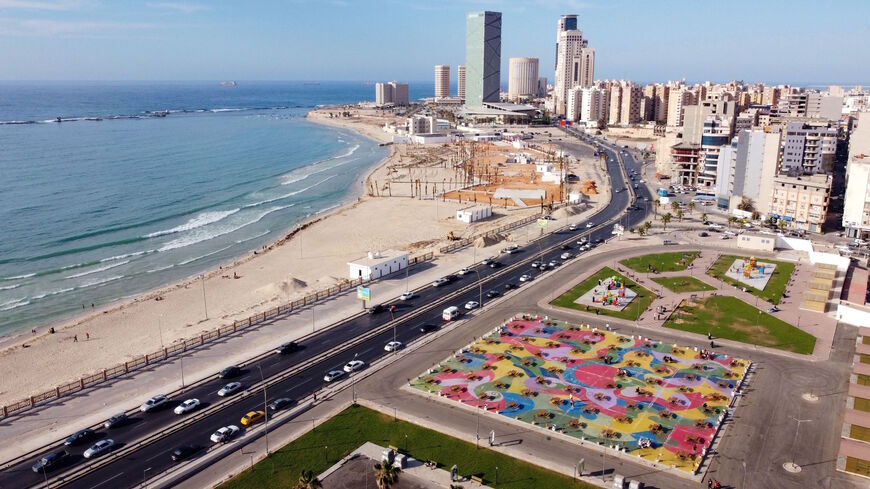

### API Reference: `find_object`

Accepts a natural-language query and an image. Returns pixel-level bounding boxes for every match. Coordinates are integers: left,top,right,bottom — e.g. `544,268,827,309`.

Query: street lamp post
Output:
143,467,152,488
789,413,812,469
258,365,270,455
200,275,208,320
180,353,185,390
474,270,483,308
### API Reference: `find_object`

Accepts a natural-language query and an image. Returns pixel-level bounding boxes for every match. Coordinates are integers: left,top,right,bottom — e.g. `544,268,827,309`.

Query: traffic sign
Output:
357,286,371,301
537,219,548,228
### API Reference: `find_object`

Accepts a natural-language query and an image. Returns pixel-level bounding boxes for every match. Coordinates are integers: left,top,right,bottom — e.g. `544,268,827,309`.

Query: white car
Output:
431,277,450,287
384,341,404,352
560,252,574,260
218,382,242,397
343,360,365,372
464,301,479,310
399,291,414,301
519,274,533,282
548,260,561,268
140,394,169,412
481,257,496,265
324,370,345,382
83,439,115,459
457,268,471,275
586,222,594,228
174,398,201,415
501,245,519,254
210,425,240,444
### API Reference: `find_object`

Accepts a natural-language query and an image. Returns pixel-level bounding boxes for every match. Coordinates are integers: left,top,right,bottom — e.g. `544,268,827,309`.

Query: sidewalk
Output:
0,186,609,466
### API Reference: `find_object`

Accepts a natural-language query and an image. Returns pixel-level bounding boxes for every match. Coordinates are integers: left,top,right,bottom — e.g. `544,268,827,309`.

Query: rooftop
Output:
348,249,408,267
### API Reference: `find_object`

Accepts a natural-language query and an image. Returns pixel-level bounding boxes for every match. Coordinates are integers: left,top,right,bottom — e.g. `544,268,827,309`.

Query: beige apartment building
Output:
769,173,832,233
457,65,466,100
619,82,642,125
507,57,539,102
434,65,450,99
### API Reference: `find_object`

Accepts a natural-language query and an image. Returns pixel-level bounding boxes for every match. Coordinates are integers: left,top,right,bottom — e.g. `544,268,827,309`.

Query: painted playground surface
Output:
724,257,776,290
574,276,638,311
411,315,751,475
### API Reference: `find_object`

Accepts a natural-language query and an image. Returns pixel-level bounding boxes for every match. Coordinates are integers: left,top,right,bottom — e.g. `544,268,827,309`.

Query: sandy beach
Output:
0,109,578,406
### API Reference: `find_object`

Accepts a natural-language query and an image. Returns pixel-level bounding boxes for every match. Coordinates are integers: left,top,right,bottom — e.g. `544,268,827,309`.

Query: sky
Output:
1,0,869,84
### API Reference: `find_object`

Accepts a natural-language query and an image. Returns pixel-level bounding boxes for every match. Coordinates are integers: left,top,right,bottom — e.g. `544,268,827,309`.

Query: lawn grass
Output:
651,276,715,293
664,295,816,354
220,405,595,489
620,251,701,273
707,255,794,305
550,267,656,321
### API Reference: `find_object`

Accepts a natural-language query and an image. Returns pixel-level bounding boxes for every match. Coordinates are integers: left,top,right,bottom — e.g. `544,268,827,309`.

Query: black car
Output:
64,428,96,446
220,366,242,379
489,261,501,269
103,413,128,429
275,342,299,355
268,397,294,411
698,231,709,237
171,444,201,462
419,324,438,334
486,290,501,298
595,238,604,244
504,282,518,290
368,304,385,315
32,450,69,473
561,244,572,250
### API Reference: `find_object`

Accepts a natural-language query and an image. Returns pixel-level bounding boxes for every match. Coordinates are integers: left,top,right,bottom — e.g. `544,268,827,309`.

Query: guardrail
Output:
0,251,435,420
439,214,540,254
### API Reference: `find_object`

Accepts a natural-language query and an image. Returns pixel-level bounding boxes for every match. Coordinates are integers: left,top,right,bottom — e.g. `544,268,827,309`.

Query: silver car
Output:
218,382,242,397
83,439,115,459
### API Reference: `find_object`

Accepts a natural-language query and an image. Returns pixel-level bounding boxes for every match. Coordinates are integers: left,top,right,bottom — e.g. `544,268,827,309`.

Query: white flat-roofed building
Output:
456,204,492,223
348,250,409,281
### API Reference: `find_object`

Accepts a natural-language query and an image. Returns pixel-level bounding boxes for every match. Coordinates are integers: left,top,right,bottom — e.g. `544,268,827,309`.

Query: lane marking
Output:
90,471,124,489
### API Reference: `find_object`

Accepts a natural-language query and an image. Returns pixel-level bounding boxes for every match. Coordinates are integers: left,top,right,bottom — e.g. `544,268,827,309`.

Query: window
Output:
849,424,870,442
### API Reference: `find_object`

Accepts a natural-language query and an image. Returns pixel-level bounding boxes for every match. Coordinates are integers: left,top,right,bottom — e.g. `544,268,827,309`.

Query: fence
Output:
0,251,434,419
439,214,540,254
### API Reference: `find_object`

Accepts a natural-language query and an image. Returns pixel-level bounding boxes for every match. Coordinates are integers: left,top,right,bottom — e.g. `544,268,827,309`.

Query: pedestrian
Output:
708,480,713,489
86,332,90,340
73,335,78,343
707,332,712,340
313,391,317,401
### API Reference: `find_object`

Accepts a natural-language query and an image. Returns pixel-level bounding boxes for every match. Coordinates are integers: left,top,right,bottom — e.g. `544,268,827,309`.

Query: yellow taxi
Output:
240,411,265,427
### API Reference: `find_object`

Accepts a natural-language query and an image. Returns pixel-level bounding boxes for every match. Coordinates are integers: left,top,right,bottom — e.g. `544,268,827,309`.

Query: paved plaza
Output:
724,257,777,290
411,314,750,474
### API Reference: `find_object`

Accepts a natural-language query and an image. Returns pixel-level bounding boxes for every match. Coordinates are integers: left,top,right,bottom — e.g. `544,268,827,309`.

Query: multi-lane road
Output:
2,131,649,489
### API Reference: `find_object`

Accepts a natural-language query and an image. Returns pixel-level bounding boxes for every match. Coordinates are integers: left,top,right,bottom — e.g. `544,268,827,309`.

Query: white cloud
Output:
145,2,208,13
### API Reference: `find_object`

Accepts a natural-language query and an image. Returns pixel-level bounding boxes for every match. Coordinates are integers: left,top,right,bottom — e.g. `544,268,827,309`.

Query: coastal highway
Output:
2,132,650,489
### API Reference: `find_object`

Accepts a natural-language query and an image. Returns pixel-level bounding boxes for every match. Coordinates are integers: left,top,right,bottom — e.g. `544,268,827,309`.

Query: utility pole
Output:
258,365,270,455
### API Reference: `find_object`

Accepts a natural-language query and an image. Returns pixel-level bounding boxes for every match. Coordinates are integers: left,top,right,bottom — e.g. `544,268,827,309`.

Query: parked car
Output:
174,398,201,415
171,444,201,461
218,382,242,397
343,360,365,373
323,370,345,382
64,428,96,446
219,366,242,379
384,341,403,352
275,341,299,355
268,398,294,411
140,394,169,413
240,411,266,427
32,451,69,474
210,425,240,443
103,413,128,429
698,232,709,237
83,439,115,459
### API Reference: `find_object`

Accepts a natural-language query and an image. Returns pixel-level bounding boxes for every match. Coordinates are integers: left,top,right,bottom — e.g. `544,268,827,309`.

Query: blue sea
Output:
0,81,432,336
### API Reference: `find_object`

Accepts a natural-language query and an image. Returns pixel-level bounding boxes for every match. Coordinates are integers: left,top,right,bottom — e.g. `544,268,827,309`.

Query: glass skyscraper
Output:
465,11,501,107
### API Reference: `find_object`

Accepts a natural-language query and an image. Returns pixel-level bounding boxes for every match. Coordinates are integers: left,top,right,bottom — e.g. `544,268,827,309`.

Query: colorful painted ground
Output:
411,315,751,474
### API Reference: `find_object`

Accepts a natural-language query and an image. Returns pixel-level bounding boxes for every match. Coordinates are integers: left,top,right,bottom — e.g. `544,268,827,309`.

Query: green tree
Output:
778,219,787,231
728,216,738,229
676,209,684,222
688,201,696,215
644,221,652,233
736,197,755,212
671,201,680,212
662,212,672,231
637,226,646,237
294,470,322,489
701,212,708,223
374,451,402,489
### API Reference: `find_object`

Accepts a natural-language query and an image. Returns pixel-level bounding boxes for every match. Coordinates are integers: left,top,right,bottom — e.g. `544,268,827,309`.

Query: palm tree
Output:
661,212,672,231
676,209,684,222
670,201,680,212
778,219,787,232
688,202,695,215
637,226,646,237
295,470,322,489
374,451,402,489
644,221,652,234
653,200,660,216
736,197,755,212
728,216,738,229
701,212,708,223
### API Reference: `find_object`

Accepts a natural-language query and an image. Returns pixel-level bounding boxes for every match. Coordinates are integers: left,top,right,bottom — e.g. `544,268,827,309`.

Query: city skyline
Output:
0,0,868,83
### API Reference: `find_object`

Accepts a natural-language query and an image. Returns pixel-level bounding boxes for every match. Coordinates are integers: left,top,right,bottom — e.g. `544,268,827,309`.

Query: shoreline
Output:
0,112,391,355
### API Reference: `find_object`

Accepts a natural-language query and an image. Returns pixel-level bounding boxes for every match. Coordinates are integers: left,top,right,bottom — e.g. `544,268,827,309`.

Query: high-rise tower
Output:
465,11,501,107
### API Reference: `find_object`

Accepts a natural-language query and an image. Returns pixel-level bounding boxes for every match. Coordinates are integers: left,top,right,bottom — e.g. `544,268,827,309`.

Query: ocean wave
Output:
146,264,175,274
236,229,270,244
77,275,124,290
32,287,74,300
1,273,35,281
159,205,292,252
0,106,293,126
0,298,30,312
333,144,360,159
65,260,130,279
100,249,154,262
0,283,21,291
177,245,233,266
315,204,341,215
146,209,240,238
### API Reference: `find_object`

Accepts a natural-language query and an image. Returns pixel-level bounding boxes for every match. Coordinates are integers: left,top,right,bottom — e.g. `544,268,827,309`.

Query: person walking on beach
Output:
86,332,90,340
73,335,78,343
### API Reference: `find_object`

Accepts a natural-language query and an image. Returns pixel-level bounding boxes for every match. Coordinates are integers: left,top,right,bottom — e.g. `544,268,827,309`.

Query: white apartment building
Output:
375,83,392,106
714,129,781,215
554,28,585,116
434,65,450,99
573,48,595,88
843,112,870,238
507,57,539,102
666,88,692,127
780,120,837,174
608,84,622,125
654,84,669,123
566,86,583,122
580,87,606,125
